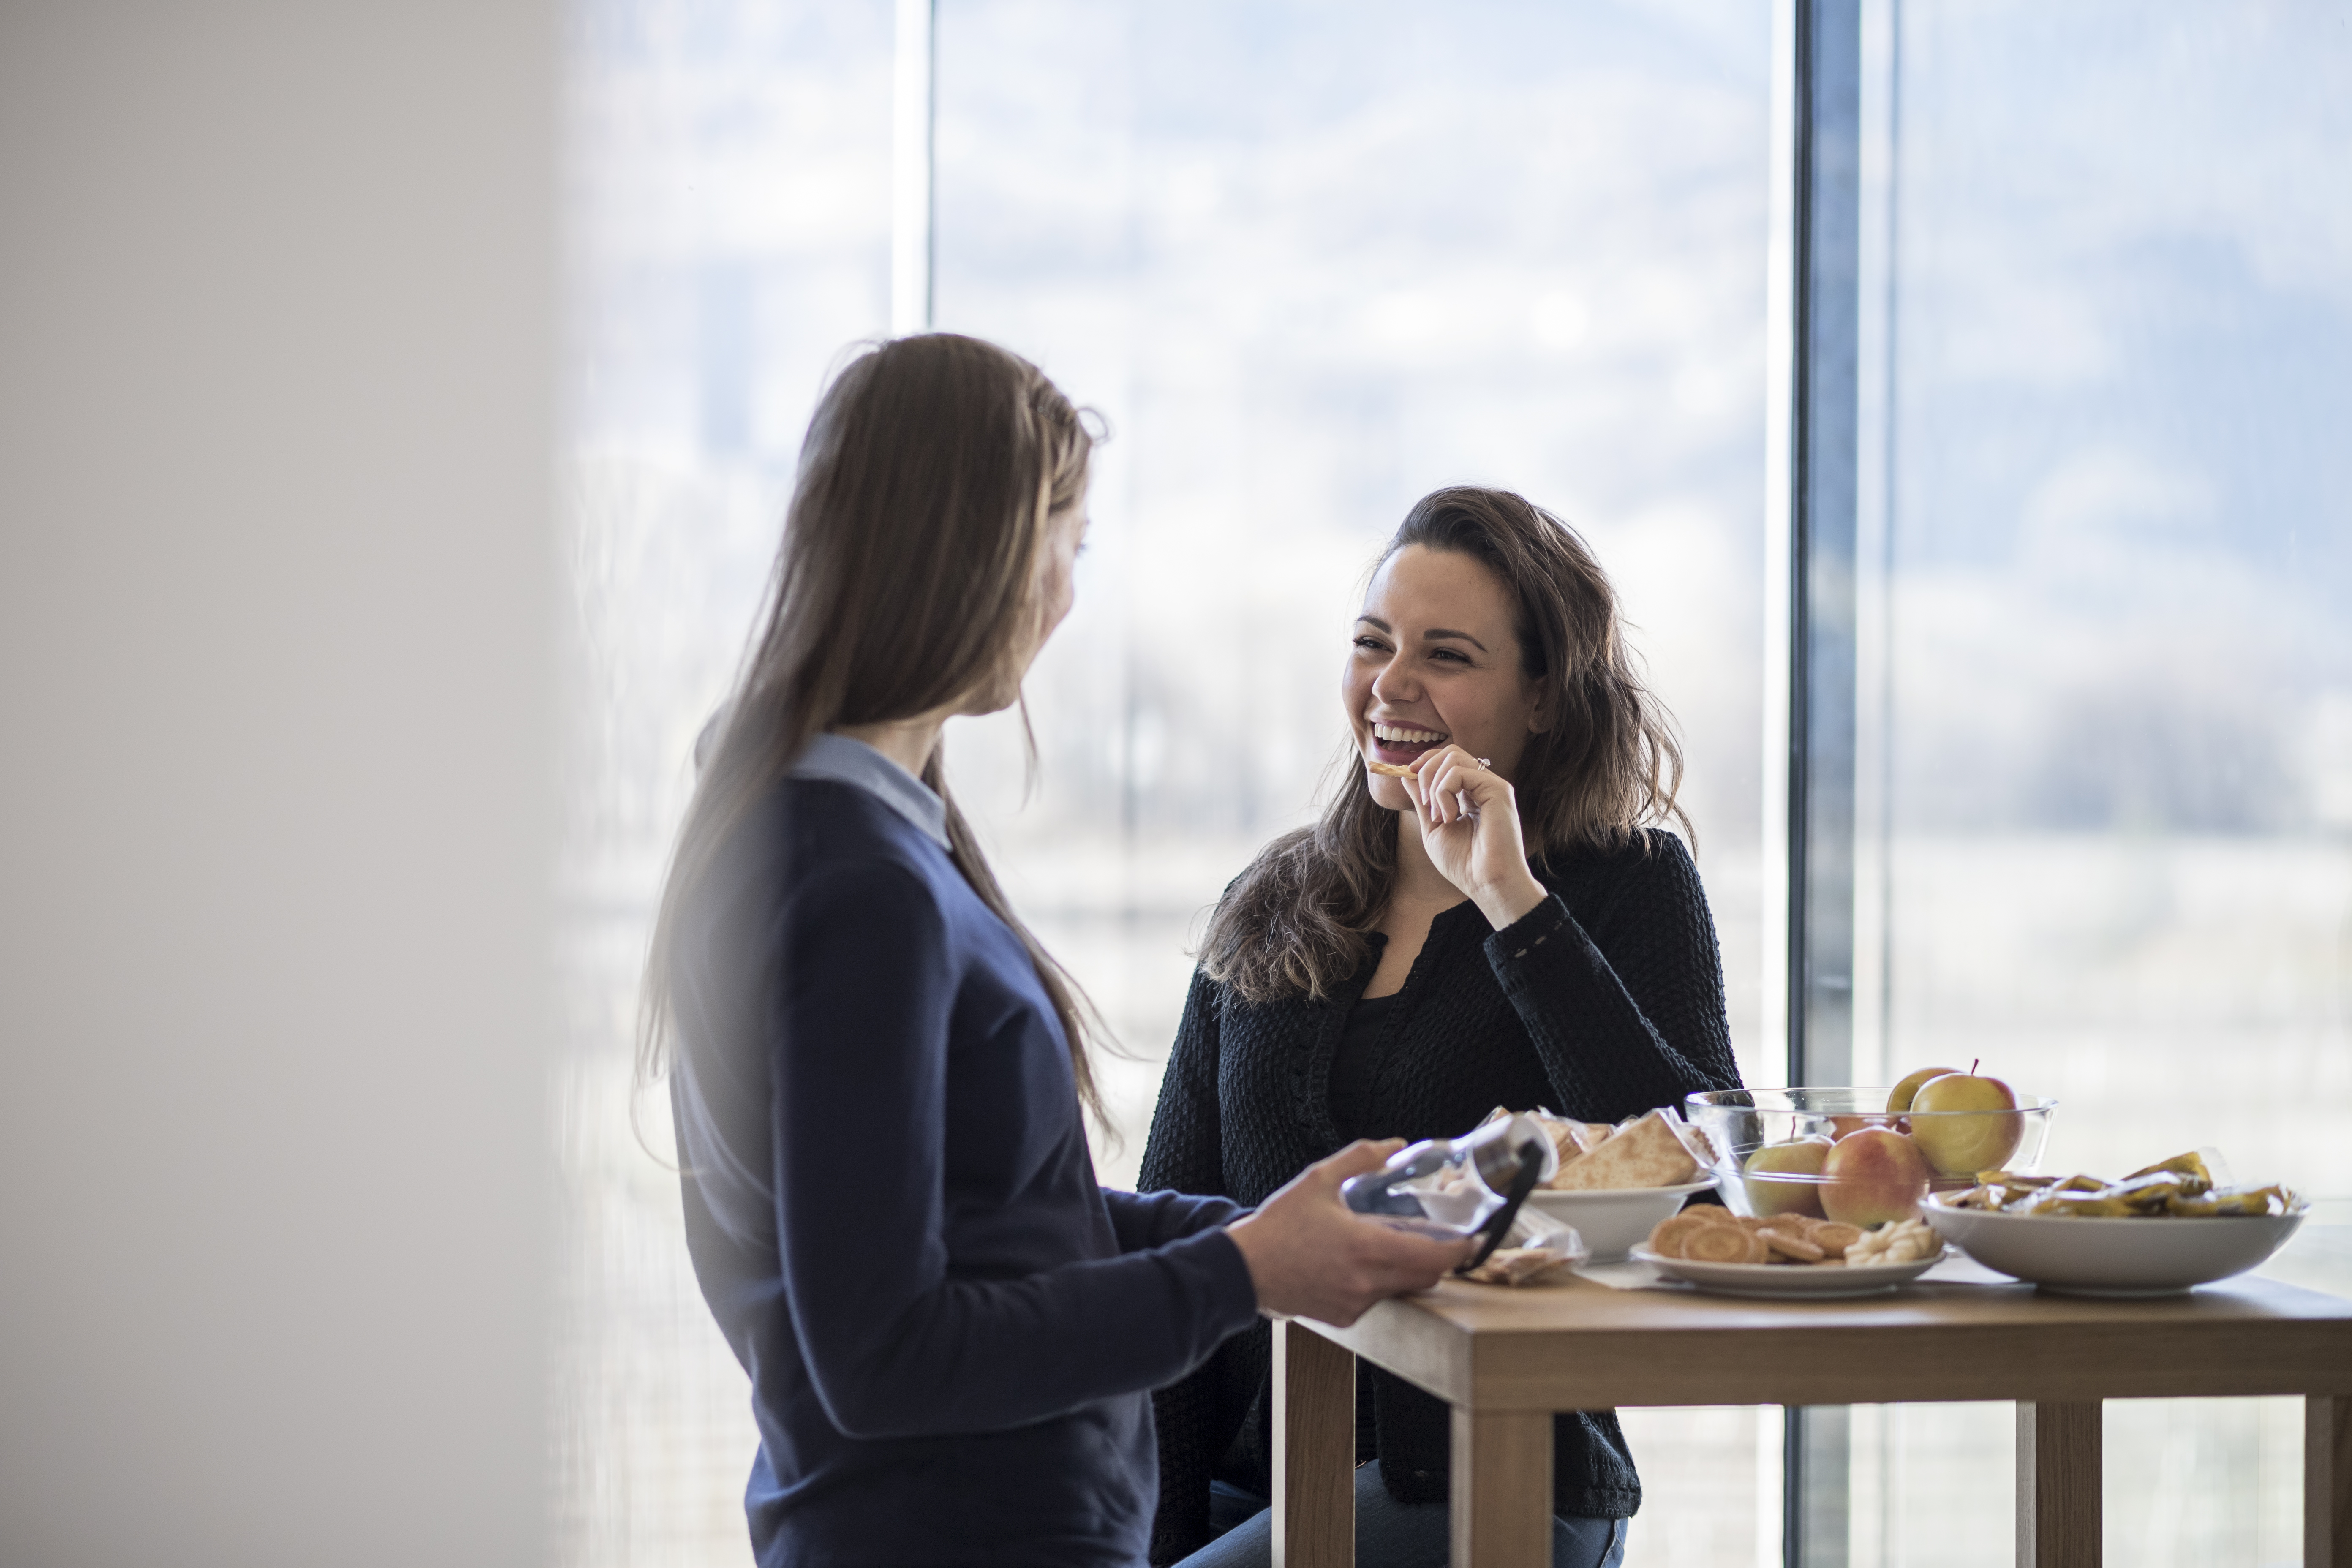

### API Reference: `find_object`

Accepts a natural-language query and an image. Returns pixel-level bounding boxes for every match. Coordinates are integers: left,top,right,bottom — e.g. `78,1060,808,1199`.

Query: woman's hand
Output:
1225,1142,1473,1326
1401,744,1547,930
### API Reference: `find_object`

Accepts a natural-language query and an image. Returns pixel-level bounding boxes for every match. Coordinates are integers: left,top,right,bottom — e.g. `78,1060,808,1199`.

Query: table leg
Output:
2016,1401,2101,1568
1449,1407,1551,1568
1272,1320,1355,1568
2310,1396,2352,1568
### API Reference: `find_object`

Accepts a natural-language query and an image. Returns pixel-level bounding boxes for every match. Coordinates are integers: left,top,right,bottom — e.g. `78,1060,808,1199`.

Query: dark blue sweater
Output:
668,775,1259,1567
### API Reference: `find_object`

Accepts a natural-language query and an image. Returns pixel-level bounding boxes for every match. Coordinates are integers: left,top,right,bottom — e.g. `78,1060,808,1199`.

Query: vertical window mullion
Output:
1778,1,1864,1565
1789,0,1862,1091
891,0,936,336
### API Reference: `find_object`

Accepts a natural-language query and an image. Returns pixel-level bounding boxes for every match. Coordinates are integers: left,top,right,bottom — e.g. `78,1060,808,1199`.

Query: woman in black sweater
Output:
1143,487,1744,1568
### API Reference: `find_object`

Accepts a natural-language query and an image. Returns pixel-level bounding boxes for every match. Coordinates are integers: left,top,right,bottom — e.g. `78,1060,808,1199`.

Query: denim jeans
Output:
1168,1462,1629,1568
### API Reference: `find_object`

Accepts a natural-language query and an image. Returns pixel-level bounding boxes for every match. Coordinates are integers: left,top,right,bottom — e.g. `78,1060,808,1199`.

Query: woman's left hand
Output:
1402,745,1548,931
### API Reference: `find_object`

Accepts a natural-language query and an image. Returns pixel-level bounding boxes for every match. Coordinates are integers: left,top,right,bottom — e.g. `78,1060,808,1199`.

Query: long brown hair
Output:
637,333,1106,1124
1198,485,1687,1005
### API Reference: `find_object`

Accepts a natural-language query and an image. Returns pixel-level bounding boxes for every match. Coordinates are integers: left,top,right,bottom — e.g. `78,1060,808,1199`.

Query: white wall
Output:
0,4,555,1564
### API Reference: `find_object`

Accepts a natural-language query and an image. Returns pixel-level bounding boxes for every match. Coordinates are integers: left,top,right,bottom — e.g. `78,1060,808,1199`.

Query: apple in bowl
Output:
1827,1113,1905,1140
1907,1070,2025,1178
1742,1136,1833,1218
1820,1127,1932,1227
1886,1066,1961,1113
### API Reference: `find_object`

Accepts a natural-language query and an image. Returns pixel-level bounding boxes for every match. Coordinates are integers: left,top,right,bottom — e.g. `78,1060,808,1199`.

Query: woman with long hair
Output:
640,333,1468,1568
1141,487,1744,1568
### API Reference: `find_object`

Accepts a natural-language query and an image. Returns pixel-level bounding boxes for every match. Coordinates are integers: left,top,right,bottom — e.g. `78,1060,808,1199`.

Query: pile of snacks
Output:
1464,1248,1574,1285
1946,1150,2301,1218
1643,1206,1866,1266
1461,1207,1587,1287
1512,1105,1716,1190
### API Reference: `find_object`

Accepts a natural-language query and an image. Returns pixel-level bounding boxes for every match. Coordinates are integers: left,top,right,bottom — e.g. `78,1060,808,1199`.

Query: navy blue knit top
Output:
667,750,1259,1568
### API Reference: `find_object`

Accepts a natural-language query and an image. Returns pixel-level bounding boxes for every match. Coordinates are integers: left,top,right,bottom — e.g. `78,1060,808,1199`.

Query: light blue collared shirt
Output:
788,731,951,850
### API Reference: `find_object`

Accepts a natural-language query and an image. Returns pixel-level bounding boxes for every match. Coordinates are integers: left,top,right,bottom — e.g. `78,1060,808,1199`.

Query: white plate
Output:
1522,1179,1719,1263
1922,1197,2305,1296
1629,1244,1949,1298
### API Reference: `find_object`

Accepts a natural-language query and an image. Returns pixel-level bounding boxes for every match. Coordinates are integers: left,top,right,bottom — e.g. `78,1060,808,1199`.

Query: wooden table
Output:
1272,1268,2352,1567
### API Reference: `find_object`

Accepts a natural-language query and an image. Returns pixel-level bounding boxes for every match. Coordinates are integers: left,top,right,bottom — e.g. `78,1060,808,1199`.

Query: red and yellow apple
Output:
1828,1113,1901,1140
1742,1136,1833,1218
1908,1070,2023,1176
1819,1126,1931,1226
1886,1065,1962,1114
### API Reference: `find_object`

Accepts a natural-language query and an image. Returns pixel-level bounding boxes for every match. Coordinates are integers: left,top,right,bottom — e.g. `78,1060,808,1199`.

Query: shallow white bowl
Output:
1922,1196,2306,1296
1523,1179,1718,1262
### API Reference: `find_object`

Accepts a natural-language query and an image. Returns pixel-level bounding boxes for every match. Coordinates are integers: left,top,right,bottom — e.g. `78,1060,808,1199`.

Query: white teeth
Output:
1372,722,1447,744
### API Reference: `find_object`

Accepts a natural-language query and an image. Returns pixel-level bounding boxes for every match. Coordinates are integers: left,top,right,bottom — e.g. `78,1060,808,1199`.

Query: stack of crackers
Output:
1644,1207,1866,1266
1519,1106,1716,1191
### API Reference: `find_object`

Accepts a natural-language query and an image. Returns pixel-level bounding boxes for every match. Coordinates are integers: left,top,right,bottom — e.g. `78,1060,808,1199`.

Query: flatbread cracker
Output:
1671,1120,1719,1167
1514,1108,1618,1168
1565,1120,1617,1155
1544,1108,1701,1190
1366,760,1416,777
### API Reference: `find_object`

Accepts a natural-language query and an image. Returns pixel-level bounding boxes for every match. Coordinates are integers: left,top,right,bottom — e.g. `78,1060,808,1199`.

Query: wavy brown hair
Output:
637,333,1106,1124
1199,485,1688,1005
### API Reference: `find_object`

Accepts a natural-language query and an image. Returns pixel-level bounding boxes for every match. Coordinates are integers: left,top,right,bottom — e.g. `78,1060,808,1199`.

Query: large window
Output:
931,6,1777,1564
561,3,1772,1563
928,0,1776,1171
555,4,2351,1566
557,6,891,1560
1824,2,2352,1563
1858,0,2352,1220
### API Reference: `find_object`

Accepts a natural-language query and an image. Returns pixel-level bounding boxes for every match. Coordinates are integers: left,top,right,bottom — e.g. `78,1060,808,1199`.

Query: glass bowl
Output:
1684,1087,2056,1226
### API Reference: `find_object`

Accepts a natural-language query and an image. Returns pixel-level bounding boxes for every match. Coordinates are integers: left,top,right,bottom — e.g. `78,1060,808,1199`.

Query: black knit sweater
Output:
1136,830,1742,1565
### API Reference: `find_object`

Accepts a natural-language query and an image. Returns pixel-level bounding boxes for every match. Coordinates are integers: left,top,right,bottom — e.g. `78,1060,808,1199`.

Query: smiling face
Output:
1345,544,1548,807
